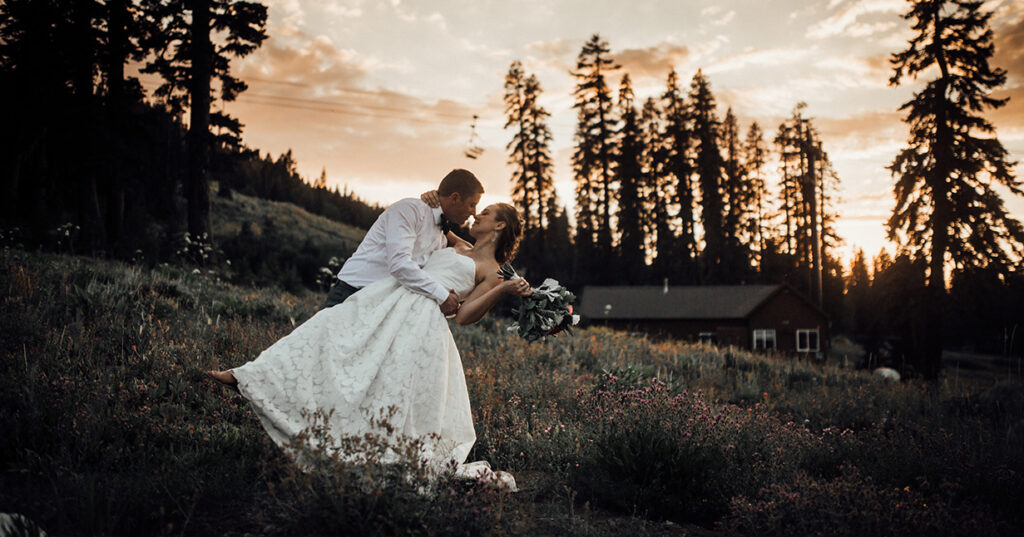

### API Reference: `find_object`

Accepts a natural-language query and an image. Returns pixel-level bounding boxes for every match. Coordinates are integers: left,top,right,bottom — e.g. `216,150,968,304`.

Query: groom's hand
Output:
440,289,460,316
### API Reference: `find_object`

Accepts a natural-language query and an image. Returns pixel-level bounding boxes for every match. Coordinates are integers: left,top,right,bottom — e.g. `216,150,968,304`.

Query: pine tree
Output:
659,69,697,283
543,194,574,284
720,107,750,282
639,97,665,281
888,0,1024,378
688,70,725,283
846,248,872,336
571,34,619,282
743,121,769,272
614,74,646,281
505,61,532,230
504,61,554,273
142,0,267,242
772,103,842,301
523,72,555,232
0,0,110,251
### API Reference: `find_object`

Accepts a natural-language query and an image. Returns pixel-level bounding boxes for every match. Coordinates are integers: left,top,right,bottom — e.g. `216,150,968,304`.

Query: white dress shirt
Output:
337,198,450,303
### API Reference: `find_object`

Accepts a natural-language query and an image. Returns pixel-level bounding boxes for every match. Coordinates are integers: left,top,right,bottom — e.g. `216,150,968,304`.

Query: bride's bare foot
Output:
206,370,239,391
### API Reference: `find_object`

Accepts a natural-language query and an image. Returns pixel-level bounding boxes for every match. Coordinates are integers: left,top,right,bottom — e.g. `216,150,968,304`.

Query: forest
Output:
1,0,1022,380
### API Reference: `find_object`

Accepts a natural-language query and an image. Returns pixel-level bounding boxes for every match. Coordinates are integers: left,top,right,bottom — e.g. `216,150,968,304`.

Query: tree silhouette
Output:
638,98,665,282
614,74,646,281
504,60,555,272
743,121,769,273
720,107,752,282
688,70,725,283
571,34,620,283
845,248,872,337
889,0,1023,378
772,103,842,302
143,0,267,242
658,69,697,284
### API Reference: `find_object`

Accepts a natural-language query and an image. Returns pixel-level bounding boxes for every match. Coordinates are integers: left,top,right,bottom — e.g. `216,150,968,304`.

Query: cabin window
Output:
796,329,820,352
698,332,717,345
753,329,776,351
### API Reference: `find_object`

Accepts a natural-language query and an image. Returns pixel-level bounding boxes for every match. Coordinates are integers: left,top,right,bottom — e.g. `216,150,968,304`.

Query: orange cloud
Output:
221,25,508,204
612,42,691,80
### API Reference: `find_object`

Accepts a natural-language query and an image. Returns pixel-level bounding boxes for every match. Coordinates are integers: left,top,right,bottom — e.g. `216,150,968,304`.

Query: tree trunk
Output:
187,0,212,242
71,1,107,255
806,129,823,308
921,7,952,380
105,0,127,252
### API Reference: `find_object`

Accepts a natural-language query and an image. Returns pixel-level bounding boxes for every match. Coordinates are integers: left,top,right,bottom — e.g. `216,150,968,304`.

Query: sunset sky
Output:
154,0,1024,266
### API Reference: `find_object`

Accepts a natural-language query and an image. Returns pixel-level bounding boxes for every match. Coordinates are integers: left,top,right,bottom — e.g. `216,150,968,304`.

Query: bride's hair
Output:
493,203,522,264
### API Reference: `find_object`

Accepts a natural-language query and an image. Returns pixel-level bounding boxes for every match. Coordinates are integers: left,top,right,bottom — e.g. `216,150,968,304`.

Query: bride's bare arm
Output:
455,272,532,326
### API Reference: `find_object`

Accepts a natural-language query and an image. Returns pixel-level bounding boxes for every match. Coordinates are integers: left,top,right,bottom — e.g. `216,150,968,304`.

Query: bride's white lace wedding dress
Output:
232,248,514,489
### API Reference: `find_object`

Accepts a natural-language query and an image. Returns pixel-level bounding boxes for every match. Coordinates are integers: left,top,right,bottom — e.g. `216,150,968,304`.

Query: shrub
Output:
720,465,1010,537
567,376,816,525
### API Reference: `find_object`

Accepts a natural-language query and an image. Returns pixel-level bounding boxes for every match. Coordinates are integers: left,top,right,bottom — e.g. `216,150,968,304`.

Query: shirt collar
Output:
432,206,444,225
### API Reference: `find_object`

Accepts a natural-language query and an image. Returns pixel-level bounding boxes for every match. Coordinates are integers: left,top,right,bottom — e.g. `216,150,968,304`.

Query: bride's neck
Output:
469,232,498,260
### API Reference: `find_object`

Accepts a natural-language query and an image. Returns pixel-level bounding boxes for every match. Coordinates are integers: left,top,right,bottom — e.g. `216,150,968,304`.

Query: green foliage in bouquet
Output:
499,264,580,342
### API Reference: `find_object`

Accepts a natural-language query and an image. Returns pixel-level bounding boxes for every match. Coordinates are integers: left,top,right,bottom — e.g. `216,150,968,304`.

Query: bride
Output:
207,202,530,488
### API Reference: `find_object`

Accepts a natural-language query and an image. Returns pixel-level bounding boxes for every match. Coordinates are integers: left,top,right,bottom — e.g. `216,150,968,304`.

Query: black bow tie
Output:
439,215,452,235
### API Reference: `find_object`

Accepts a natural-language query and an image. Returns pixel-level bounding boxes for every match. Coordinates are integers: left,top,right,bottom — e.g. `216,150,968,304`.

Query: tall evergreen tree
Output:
524,75,555,232
98,0,157,253
888,0,1023,378
504,61,555,273
772,103,842,301
688,70,725,283
571,34,619,282
743,121,769,272
720,107,751,281
614,74,646,281
659,69,697,283
143,0,267,242
1,0,109,251
639,97,665,280
505,61,532,231
846,248,872,336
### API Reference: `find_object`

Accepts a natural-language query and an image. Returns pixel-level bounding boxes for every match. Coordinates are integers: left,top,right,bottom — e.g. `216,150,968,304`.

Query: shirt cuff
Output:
431,284,451,304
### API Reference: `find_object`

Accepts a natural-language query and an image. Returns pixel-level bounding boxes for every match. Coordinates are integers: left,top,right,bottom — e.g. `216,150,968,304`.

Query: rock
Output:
872,367,901,383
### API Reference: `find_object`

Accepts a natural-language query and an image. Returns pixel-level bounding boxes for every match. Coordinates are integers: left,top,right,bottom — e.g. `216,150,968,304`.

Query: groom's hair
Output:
437,169,483,198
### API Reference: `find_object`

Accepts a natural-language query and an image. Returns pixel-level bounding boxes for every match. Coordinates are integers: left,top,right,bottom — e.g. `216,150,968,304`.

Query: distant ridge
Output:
210,181,367,257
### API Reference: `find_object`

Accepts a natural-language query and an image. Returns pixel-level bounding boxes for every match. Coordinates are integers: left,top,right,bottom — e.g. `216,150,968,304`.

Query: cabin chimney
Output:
663,278,669,294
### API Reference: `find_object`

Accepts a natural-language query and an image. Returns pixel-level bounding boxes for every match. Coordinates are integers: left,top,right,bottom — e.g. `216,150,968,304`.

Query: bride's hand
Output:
503,277,532,297
421,190,441,208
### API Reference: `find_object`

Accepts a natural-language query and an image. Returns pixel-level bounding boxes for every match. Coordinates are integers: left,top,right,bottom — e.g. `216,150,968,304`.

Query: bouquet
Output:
499,264,580,341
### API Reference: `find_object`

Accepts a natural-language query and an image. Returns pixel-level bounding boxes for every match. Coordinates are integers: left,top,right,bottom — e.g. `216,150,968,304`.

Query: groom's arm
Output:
385,201,450,304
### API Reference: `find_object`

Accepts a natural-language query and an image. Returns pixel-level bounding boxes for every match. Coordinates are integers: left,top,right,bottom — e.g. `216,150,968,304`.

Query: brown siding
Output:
748,288,829,354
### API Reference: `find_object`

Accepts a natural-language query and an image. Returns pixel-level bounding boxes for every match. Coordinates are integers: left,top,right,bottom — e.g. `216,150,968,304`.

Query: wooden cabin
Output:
579,284,830,358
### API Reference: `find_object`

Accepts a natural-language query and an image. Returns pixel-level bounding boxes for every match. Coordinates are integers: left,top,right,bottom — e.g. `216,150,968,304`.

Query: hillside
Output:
211,182,367,258
206,183,369,292
1,249,1022,536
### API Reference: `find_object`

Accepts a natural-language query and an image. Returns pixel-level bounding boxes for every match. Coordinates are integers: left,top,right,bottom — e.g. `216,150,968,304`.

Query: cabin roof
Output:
579,284,817,320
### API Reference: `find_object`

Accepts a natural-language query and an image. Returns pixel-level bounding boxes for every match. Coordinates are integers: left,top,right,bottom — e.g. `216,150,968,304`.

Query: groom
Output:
322,168,483,316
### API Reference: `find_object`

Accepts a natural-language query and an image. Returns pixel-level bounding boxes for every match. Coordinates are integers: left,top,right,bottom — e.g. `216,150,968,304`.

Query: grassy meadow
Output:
2,247,1023,536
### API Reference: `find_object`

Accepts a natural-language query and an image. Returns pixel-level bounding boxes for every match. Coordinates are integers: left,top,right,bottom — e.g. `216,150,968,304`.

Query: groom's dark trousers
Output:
322,280,360,309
